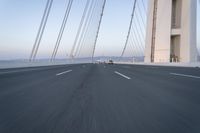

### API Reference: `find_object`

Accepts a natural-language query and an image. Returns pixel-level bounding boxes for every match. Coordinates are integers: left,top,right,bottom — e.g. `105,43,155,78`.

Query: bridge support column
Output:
145,0,197,63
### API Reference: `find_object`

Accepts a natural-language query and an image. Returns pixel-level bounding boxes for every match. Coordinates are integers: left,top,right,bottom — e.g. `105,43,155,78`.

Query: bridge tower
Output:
145,0,197,63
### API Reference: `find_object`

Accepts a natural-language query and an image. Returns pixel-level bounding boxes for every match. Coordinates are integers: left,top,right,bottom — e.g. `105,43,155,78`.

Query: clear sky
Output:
0,0,199,60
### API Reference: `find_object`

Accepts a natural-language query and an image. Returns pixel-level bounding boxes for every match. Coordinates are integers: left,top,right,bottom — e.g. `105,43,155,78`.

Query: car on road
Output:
108,60,114,65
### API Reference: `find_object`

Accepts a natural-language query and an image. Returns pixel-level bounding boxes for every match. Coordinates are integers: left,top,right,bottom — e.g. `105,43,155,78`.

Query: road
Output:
0,63,200,133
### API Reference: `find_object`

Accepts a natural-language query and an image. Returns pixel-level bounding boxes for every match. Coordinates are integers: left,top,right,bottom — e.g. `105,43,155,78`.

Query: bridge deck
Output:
0,64,200,133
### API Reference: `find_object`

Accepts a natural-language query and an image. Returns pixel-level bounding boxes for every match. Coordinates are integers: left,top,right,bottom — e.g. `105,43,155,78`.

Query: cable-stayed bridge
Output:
0,0,199,64
27,0,148,62
0,1,200,133
25,0,200,65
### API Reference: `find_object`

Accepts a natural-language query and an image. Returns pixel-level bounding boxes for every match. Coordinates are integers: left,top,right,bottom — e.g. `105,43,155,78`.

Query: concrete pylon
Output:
145,0,197,63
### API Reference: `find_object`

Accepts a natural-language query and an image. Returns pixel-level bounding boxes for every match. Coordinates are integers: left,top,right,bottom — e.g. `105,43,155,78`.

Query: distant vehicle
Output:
108,60,114,65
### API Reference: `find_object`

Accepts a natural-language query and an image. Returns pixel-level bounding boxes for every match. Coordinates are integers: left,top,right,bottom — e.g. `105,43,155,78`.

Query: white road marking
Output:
114,71,131,80
56,70,72,76
170,73,200,79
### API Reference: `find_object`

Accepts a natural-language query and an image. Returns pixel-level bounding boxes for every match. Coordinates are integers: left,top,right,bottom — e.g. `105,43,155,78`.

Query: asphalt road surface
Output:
0,64,200,133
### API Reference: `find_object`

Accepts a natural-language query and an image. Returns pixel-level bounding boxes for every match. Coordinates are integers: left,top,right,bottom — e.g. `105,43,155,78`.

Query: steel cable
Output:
32,0,54,61
51,0,73,61
92,0,107,62
29,0,53,61
121,0,137,58
77,0,99,57
74,0,96,58
70,0,91,58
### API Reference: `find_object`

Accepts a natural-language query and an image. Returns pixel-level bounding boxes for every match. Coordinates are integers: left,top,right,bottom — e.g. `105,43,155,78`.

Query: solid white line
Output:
170,73,200,79
56,70,72,76
114,71,131,80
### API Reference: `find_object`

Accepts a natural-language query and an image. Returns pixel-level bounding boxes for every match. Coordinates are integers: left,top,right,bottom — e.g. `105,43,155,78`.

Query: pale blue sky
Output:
0,0,199,60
